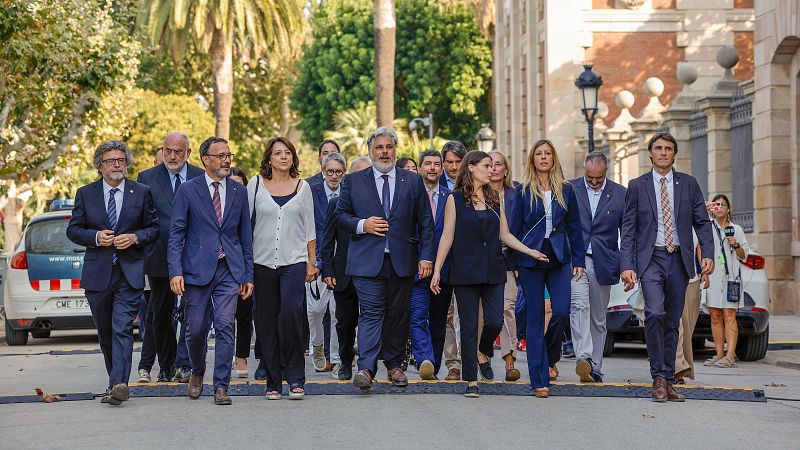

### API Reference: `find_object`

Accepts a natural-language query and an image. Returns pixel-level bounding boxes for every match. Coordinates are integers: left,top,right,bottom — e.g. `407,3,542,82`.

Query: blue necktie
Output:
107,188,118,264
174,174,181,192
381,174,390,217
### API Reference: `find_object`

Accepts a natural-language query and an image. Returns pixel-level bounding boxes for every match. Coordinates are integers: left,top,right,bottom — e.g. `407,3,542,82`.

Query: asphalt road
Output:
1,330,799,449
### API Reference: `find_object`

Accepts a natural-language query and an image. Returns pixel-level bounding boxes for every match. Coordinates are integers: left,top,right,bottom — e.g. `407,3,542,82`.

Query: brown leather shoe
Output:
445,368,461,381
187,374,203,400
214,387,232,405
666,383,686,402
651,377,668,403
387,367,408,387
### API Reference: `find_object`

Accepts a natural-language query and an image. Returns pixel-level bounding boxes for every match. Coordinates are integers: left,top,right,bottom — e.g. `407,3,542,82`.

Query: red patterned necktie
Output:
212,182,224,258
660,177,676,253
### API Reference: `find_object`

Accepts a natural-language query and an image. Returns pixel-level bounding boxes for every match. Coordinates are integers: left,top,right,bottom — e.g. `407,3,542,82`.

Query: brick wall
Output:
585,32,684,123
734,31,755,81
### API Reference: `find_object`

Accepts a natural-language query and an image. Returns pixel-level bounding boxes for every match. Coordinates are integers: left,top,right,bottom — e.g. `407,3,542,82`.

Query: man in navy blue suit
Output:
306,139,341,185
620,132,713,402
67,141,159,406
335,127,435,390
308,151,347,374
569,151,626,383
409,149,450,379
137,132,205,383
168,136,254,406
322,156,373,380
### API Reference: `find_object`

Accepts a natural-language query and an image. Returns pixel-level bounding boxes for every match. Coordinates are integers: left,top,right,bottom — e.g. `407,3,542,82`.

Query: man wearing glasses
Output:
168,136,254,405
137,133,205,383
67,141,160,406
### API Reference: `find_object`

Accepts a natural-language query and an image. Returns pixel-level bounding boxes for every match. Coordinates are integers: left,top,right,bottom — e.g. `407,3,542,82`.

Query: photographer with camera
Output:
701,194,750,369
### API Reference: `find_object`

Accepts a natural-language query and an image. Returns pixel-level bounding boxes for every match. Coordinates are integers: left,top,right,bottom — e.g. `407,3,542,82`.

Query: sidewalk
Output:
761,314,800,370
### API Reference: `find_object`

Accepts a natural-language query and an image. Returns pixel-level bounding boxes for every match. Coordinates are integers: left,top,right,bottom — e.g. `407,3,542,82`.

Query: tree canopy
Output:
291,0,492,147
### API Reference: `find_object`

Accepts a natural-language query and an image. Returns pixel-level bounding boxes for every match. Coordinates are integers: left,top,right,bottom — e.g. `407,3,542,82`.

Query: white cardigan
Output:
247,175,315,269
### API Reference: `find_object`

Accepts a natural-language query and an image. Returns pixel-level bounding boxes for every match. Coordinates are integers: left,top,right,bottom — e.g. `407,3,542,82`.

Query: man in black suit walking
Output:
67,141,160,405
137,132,205,382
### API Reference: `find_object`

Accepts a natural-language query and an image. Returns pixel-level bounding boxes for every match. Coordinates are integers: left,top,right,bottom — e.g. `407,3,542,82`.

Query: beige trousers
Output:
675,279,702,380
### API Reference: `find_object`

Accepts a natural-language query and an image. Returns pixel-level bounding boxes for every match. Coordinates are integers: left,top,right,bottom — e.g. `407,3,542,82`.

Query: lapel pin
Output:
129,189,133,194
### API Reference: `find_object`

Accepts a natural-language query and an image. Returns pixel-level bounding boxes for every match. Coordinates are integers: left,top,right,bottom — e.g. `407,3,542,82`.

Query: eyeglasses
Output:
161,147,186,157
205,153,234,161
325,169,344,177
101,158,128,166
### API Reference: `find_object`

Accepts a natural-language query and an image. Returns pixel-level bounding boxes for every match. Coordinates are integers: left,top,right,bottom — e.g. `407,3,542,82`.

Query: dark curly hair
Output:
455,150,499,209
260,137,300,180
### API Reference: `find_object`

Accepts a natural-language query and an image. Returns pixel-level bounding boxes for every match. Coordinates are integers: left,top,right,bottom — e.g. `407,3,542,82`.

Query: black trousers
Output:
333,281,359,367
147,276,178,373
235,295,253,359
254,262,308,389
138,290,157,371
454,283,504,382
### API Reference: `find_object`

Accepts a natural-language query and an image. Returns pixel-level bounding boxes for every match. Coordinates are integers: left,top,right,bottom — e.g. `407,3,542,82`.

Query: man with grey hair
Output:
67,140,160,405
568,151,626,382
307,151,347,374
335,127,435,390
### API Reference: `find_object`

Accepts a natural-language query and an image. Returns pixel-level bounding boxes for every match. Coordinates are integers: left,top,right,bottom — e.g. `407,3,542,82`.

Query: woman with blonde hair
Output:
509,139,585,397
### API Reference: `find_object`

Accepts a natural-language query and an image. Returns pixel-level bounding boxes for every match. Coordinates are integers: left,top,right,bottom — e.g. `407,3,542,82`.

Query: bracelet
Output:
732,243,740,249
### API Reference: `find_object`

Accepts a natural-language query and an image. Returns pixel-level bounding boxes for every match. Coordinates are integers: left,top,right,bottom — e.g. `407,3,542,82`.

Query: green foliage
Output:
323,103,408,162
292,0,492,147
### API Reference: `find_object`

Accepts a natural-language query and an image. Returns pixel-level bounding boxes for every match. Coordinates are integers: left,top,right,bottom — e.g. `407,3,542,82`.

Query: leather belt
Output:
654,246,680,253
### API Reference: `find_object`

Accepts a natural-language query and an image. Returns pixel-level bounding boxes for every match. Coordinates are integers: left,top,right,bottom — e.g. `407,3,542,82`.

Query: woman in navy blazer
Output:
509,139,586,397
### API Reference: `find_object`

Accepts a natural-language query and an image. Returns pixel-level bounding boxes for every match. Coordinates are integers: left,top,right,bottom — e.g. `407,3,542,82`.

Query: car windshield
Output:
25,218,84,254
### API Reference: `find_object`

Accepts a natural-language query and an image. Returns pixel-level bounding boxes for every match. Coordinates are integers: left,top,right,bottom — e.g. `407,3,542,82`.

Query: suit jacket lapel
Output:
389,170,405,217
366,171,384,216
572,178,592,222
159,165,176,204
93,180,112,230
220,177,236,228
194,179,220,229
114,179,134,233
672,171,682,223
643,173,658,221
435,189,448,223
593,185,613,224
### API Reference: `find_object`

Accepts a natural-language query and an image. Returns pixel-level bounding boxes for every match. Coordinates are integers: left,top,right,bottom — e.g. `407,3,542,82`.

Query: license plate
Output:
53,299,90,310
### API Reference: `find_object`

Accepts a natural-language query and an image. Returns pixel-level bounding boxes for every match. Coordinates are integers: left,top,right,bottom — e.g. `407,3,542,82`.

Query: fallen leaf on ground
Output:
765,382,786,387
34,387,62,403
642,414,656,419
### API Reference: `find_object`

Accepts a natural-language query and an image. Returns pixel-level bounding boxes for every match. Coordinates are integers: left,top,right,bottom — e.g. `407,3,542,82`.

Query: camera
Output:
724,226,735,237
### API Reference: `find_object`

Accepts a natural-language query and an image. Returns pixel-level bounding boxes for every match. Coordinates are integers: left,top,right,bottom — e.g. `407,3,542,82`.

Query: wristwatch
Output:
732,243,741,249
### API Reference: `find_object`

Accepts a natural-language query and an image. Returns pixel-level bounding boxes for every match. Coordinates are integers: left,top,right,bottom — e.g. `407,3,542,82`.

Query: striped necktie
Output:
212,182,224,258
107,188,118,264
660,177,676,253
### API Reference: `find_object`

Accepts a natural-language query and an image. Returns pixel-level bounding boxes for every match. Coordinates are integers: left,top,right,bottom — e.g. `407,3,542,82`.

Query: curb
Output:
760,351,800,371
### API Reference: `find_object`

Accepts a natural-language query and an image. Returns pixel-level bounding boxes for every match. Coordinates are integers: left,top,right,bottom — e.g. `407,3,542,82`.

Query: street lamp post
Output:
574,64,603,153
409,113,434,150
475,123,496,152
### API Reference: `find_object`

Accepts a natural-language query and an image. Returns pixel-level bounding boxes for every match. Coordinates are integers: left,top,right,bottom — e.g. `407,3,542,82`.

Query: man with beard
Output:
67,141,160,406
168,137,254,405
335,127,435,390
137,132,205,383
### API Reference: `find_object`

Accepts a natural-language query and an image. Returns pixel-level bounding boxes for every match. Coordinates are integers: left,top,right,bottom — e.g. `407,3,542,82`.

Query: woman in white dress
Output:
701,194,750,368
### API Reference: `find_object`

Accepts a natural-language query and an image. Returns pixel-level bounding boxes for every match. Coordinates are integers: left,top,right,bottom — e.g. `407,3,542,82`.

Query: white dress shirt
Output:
652,169,681,247
205,173,226,221
356,167,396,234
444,174,455,191
247,176,316,269
323,181,339,200
585,178,606,254
543,191,553,239
95,179,125,246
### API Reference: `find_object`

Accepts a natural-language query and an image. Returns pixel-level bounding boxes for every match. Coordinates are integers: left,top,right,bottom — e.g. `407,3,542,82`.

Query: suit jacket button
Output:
483,242,487,246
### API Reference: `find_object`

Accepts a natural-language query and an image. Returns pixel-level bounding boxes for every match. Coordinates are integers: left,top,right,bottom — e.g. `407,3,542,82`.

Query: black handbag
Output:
714,224,741,303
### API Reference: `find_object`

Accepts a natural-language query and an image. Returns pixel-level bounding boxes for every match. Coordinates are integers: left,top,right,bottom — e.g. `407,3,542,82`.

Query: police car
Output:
3,199,95,345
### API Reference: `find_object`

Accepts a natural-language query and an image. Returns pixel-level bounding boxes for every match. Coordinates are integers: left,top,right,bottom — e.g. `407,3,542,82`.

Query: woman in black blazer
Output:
430,151,546,398
509,139,586,398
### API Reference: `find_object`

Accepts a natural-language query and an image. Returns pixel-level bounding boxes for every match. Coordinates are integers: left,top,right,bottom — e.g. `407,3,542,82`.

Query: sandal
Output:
703,355,721,366
265,389,282,400
714,356,737,368
549,365,559,381
534,387,550,398
288,386,305,400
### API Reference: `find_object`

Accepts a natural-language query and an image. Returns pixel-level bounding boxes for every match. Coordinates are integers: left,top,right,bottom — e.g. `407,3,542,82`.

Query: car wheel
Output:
31,329,51,339
4,320,29,346
736,325,769,362
603,333,615,357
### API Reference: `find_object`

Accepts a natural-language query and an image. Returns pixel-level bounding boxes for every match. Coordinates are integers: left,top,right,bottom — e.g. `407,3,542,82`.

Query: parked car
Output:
4,200,94,345
604,252,770,361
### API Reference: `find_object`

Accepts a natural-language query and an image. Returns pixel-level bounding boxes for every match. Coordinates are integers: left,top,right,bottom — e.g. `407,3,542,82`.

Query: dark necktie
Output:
381,174,391,217
107,188,118,264
174,174,181,192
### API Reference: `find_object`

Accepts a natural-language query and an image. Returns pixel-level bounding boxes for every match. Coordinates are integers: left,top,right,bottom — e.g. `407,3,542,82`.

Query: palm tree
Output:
324,104,408,161
374,0,395,127
138,0,306,139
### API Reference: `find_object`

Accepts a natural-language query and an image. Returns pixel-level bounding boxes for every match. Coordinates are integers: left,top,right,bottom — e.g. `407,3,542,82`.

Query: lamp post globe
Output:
476,123,496,153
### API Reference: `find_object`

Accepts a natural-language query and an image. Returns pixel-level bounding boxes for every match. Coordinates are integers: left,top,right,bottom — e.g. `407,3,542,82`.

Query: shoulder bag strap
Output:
251,176,260,233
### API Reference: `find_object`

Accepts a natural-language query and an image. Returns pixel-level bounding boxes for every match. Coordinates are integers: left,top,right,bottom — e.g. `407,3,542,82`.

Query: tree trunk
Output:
2,183,25,252
374,0,396,128
210,25,234,140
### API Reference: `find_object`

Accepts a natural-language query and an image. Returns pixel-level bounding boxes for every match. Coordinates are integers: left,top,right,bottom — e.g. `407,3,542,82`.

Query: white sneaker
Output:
330,363,341,379
312,345,326,372
138,369,151,383
233,357,249,378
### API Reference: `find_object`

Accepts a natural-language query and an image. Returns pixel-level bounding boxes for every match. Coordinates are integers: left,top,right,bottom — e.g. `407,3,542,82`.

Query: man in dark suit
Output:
621,132,714,402
438,140,466,191
168,136,254,406
308,151,347,374
67,141,160,406
569,151,626,383
306,139,340,185
136,132,205,383
410,149,451,379
335,127,435,390
322,156,373,380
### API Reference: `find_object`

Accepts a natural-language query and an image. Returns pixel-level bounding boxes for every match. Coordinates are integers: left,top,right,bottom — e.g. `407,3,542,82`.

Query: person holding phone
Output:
701,194,750,369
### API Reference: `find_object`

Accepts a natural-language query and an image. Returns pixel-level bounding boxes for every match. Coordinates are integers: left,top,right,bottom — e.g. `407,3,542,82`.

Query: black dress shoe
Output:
464,385,479,398
479,362,494,381
157,368,171,383
338,365,353,380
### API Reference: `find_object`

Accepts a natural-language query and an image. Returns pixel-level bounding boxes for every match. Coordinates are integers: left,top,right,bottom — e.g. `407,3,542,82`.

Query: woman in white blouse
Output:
248,137,317,400
701,194,750,369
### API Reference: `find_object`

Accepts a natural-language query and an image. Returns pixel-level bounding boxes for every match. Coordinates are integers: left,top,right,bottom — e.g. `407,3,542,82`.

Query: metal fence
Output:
689,104,709,198
730,85,754,232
